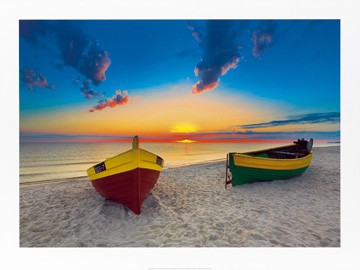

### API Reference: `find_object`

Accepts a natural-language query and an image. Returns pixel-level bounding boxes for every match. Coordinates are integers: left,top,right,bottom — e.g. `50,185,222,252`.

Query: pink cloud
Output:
21,67,55,91
80,48,111,85
221,56,240,75
192,80,219,94
187,23,203,43
191,55,239,94
252,30,274,57
89,90,133,112
189,21,241,94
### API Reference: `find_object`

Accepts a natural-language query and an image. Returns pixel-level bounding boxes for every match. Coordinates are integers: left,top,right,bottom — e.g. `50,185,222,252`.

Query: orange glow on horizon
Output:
170,123,199,133
19,136,307,144
176,139,197,143
21,83,327,139
21,87,264,136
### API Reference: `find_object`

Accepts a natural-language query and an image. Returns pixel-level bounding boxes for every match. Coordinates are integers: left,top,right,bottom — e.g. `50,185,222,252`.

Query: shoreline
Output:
20,146,340,247
19,145,339,186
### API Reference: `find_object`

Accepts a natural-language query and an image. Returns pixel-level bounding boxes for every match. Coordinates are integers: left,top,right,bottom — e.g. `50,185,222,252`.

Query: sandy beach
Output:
20,146,340,247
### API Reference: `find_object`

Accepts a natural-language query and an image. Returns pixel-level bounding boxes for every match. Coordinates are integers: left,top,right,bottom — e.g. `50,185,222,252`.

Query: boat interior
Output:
245,139,313,159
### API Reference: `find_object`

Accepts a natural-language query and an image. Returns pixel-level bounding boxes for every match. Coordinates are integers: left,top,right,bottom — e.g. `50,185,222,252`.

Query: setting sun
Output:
176,139,197,143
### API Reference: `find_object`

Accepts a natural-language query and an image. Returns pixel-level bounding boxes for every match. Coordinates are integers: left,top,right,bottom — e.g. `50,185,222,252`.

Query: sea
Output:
19,141,338,184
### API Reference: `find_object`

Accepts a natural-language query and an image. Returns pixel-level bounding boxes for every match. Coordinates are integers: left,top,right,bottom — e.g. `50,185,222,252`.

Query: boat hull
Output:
91,167,160,215
229,158,310,186
87,136,163,214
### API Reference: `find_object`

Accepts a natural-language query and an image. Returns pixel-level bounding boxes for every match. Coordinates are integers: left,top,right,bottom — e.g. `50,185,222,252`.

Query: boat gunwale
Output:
230,143,312,162
98,148,164,167
87,147,163,180
232,151,312,162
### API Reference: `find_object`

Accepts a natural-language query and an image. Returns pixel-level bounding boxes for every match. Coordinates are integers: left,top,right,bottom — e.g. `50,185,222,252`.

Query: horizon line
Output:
19,130,340,143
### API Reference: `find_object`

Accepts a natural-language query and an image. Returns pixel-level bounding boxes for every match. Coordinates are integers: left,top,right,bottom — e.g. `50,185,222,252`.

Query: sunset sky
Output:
19,20,340,142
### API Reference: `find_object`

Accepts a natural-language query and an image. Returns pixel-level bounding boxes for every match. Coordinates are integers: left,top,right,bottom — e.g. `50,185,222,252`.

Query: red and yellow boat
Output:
87,136,164,215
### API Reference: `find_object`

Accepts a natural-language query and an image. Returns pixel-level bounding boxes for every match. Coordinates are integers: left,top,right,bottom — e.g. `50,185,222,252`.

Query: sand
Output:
19,146,340,247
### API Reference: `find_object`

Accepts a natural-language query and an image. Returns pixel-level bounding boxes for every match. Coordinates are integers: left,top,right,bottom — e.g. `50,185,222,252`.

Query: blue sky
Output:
19,20,340,142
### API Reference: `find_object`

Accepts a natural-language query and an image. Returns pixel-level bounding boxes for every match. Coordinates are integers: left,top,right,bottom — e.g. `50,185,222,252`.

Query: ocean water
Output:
19,141,337,184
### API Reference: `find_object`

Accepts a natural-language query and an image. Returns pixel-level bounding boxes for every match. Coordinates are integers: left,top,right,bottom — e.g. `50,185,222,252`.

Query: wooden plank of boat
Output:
86,136,164,215
225,139,313,188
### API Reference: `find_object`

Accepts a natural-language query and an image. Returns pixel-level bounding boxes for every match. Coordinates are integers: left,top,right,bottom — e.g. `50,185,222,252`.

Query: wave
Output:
20,161,98,168
20,176,89,186
20,171,86,178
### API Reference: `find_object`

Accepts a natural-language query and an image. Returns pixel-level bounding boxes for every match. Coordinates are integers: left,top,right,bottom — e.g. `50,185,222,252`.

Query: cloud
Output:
187,23,204,44
21,67,55,90
251,21,277,57
78,44,111,85
19,20,111,86
190,20,242,94
89,90,133,112
73,79,103,100
239,112,340,129
19,20,47,45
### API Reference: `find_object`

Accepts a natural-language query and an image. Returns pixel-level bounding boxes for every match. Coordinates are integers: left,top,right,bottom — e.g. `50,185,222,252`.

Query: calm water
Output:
19,141,337,184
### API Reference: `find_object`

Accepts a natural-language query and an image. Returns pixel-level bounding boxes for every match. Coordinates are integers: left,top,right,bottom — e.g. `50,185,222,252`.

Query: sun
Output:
176,139,197,143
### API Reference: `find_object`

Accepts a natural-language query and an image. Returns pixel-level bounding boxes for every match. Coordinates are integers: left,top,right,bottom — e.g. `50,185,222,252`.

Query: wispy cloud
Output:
238,112,340,129
251,20,277,57
21,67,55,90
89,90,136,112
187,23,204,43
189,20,242,94
73,79,103,100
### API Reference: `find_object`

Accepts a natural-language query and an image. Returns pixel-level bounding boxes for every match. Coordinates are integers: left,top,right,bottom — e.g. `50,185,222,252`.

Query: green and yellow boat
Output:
225,139,313,188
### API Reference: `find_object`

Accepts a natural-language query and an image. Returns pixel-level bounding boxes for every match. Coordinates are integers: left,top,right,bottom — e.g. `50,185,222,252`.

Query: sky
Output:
19,20,340,142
